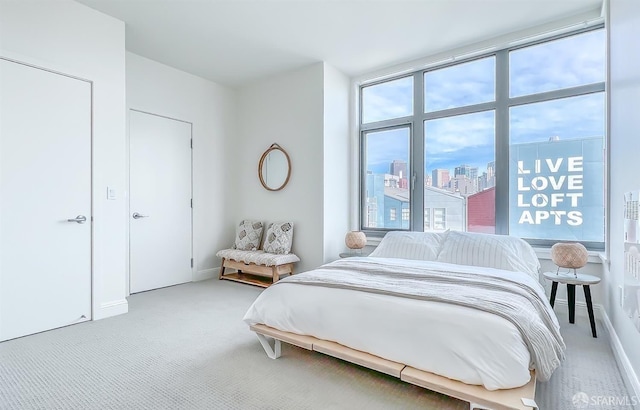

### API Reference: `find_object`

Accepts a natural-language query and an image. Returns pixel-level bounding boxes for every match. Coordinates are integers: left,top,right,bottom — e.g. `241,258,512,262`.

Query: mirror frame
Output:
258,143,292,191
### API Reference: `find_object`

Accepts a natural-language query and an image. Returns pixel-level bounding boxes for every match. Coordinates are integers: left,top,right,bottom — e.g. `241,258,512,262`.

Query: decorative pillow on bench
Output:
263,221,294,254
232,219,264,251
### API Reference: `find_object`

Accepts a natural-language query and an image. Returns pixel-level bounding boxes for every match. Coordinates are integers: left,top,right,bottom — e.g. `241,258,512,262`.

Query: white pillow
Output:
436,231,540,279
232,220,264,251
263,221,294,254
369,231,448,261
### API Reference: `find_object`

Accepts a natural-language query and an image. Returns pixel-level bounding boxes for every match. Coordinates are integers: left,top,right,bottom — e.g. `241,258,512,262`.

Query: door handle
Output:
67,215,87,224
132,212,149,219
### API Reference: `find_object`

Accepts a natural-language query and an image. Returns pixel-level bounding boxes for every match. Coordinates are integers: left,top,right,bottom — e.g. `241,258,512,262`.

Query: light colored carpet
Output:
0,279,629,410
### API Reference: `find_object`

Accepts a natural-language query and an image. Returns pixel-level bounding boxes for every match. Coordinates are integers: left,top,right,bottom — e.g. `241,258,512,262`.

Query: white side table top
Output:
339,252,370,258
542,271,601,285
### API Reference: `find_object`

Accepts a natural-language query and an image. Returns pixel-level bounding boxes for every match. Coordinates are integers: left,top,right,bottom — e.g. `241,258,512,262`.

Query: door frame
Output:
126,108,194,296
0,56,94,321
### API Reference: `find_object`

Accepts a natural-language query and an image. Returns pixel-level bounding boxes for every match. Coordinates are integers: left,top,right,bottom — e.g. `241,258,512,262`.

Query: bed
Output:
243,231,565,410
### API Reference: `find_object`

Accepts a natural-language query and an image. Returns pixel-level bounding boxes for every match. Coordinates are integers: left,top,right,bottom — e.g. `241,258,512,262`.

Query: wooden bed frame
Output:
250,324,538,410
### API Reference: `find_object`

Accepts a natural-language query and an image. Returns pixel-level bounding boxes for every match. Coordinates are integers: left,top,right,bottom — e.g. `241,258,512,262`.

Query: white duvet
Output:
243,257,558,390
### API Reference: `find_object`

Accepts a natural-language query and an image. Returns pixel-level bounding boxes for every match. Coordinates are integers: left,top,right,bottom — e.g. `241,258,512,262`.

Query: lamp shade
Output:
551,242,588,269
345,231,366,250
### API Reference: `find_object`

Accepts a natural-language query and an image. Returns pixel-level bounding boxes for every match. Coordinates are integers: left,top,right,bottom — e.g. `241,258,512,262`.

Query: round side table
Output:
542,271,601,338
339,252,370,258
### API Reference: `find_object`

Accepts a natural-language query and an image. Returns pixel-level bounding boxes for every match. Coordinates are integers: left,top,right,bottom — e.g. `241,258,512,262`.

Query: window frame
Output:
359,25,606,250
360,123,414,233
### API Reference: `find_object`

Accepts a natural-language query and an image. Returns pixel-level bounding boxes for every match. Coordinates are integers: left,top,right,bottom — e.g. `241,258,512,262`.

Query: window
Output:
434,208,447,230
362,127,410,230
509,29,606,98
360,27,605,249
425,57,495,112
509,94,605,244
425,208,431,230
362,76,413,124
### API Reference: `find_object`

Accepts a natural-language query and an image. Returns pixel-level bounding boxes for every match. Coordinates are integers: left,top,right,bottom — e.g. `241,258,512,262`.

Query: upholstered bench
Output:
217,220,299,287
216,249,300,287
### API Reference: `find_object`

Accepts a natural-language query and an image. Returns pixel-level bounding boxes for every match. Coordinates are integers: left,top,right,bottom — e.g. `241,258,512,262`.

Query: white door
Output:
129,110,192,293
0,59,92,341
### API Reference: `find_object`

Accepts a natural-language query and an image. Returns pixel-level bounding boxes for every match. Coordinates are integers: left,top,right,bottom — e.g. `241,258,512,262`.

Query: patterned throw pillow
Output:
232,220,264,251
263,222,294,254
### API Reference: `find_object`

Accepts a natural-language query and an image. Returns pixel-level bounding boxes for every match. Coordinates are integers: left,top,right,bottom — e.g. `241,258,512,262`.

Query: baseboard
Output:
554,300,640,407
94,299,128,320
193,268,217,282
599,305,640,409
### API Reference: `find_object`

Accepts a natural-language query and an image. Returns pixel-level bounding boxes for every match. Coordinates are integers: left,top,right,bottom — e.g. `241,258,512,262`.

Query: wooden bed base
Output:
250,324,538,410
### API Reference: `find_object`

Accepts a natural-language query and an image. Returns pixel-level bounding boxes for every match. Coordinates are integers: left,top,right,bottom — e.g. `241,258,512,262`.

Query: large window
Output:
360,27,606,249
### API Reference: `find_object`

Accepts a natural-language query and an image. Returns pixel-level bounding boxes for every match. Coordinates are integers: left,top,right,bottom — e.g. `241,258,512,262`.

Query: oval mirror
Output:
258,143,291,191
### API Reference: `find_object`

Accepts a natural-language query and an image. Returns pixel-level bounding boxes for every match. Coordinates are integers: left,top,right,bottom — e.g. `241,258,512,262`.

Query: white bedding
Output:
243,257,560,391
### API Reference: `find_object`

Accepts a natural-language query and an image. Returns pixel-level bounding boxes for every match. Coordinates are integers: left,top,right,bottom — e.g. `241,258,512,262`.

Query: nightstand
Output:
543,271,601,337
339,251,370,258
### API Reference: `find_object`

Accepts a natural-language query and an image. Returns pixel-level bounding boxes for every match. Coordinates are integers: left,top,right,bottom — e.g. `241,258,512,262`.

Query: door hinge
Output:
191,258,194,268
190,198,193,208
190,139,193,149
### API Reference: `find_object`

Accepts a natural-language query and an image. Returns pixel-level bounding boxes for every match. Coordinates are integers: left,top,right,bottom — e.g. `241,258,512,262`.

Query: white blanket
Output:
244,257,565,390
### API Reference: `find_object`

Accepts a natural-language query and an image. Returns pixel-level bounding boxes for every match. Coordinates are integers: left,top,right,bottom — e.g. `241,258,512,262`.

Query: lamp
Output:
345,231,366,255
551,242,588,278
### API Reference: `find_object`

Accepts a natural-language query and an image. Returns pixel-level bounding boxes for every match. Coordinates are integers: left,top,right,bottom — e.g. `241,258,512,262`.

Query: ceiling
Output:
76,0,603,87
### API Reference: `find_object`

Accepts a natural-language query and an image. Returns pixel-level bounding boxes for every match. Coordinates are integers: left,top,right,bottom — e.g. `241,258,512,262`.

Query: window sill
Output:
532,247,603,264
366,238,605,265
366,237,383,246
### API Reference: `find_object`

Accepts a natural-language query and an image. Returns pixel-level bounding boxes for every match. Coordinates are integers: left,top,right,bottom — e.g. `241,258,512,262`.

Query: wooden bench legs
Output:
218,258,294,288
218,258,226,279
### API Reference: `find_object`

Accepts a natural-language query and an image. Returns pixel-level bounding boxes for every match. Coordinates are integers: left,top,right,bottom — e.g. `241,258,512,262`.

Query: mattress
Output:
243,257,560,390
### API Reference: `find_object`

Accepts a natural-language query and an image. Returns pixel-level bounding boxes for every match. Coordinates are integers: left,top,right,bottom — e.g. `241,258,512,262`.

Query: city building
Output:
424,186,465,232
450,174,475,195
454,164,471,178
509,136,604,242
384,186,410,229
389,160,407,179
431,168,450,189
467,187,496,234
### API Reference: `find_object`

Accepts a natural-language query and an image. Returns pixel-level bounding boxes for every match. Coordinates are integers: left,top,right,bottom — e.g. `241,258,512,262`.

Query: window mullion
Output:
509,82,605,107
495,49,510,235
412,72,424,231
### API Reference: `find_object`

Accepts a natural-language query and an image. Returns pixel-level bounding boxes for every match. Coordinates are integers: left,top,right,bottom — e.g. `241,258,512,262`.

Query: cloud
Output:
362,76,413,123
365,127,410,172
362,28,605,178
425,110,495,153
425,57,495,112
510,93,605,143
510,30,605,97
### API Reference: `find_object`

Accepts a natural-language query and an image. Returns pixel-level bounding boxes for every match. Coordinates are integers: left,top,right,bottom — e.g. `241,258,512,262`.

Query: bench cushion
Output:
216,249,300,267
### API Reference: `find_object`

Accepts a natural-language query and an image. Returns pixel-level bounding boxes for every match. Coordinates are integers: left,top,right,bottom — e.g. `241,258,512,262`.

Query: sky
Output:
362,28,606,177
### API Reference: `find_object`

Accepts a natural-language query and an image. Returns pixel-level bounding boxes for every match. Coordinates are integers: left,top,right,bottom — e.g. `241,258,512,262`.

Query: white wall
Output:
0,1,128,319
126,53,236,282
605,0,640,394
323,63,351,262
235,64,325,273
234,63,351,273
